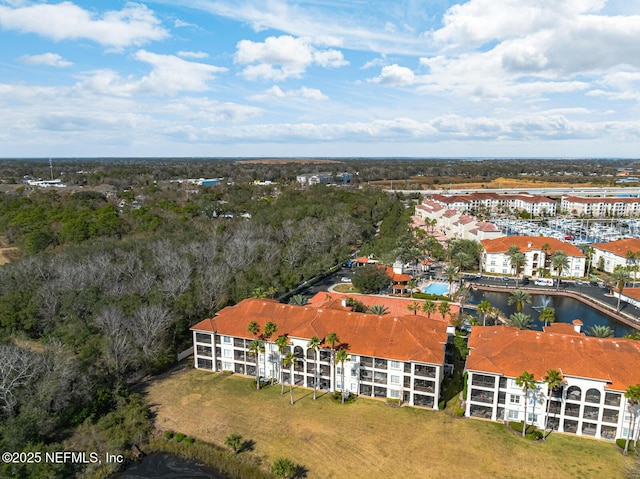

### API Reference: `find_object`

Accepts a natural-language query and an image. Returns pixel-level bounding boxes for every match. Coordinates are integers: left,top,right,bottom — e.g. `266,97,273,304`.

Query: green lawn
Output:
142,368,632,479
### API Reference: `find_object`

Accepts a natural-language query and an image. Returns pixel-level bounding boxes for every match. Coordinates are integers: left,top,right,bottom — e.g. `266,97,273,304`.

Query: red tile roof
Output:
192,298,449,364
592,238,640,257
563,195,640,204
466,326,640,391
620,288,640,302
481,236,584,257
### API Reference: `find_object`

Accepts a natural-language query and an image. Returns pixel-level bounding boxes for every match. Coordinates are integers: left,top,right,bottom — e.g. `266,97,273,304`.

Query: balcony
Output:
414,365,436,378
374,386,387,398
294,362,304,373
404,376,411,388
499,377,507,389
404,362,411,374
601,426,617,440
602,409,619,423
585,391,601,404
233,351,246,361
582,423,597,436
469,405,493,419
414,379,435,394
605,393,621,407
470,389,494,404
233,338,245,348
373,372,388,385
360,356,373,368
196,345,212,357
360,384,373,396
583,406,599,421
414,394,434,408
320,351,331,362
195,333,211,344
360,371,372,382
564,405,580,418
234,364,245,375
246,365,256,376
563,420,578,434
549,401,562,415
374,359,388,369
471,374,495,389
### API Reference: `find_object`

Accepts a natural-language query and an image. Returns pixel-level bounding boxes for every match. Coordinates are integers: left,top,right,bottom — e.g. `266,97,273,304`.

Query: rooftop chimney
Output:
572,319,583,334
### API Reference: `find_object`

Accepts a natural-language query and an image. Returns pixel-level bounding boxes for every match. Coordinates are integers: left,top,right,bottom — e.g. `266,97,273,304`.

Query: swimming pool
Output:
422,283,449,296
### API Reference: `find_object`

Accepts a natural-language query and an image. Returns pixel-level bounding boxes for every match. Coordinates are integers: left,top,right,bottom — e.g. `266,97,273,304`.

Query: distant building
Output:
561,195,640,217
296,172,333,185
431,193,557,217
334,172,353,183
481,236,585,277
24,179,66,188
465,323,640,442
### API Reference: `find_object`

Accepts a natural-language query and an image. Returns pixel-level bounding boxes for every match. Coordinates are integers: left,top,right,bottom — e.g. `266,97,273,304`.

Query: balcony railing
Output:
563,420,578,434
602,409,619,423
564,406,580,418
415,365,436,378
471,376,495,388
414,394,434,408
404,377,411,388
585,394,601,404
360,385,372,396
374,373,387,384
374,386,386,398
582,424,597,436
604,394,621,407
233,338,245,348
470,391,494,404
583,410,599,420
374,359,388,369
360,356,373,368
360,371,372,381
233,351,245,361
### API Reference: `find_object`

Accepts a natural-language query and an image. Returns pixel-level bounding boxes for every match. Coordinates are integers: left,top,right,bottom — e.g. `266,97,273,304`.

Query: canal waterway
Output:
468,290,633,337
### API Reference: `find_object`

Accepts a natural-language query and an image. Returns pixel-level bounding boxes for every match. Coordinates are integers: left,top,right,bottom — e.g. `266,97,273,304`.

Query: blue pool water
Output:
422,283,449,295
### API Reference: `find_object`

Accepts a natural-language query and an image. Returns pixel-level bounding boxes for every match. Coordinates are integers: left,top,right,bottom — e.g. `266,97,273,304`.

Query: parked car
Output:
534,278,554,286
341,277,352,283
521,277,530,285
502,276,510,282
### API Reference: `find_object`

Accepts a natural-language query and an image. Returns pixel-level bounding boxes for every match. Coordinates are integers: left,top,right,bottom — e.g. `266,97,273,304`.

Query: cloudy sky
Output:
1,0,640,158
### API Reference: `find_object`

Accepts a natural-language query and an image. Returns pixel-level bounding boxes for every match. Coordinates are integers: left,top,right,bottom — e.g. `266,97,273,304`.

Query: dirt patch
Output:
0,247,20,264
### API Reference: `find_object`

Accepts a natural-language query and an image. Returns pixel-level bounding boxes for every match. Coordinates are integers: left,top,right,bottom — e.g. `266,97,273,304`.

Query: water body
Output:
469,290,633,337
111,453,224,479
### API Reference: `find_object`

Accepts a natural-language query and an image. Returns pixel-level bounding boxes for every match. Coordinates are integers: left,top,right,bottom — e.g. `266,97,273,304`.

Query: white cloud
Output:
0,2,168,49
248,86,327,101
370,64,416,86
235,35,348,80
177,51,209,59
20,52,72,67
78,51,227,96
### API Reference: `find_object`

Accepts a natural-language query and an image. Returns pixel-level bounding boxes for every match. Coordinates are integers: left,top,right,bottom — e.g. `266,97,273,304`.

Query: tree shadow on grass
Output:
239,439,255,453
294,464,309,478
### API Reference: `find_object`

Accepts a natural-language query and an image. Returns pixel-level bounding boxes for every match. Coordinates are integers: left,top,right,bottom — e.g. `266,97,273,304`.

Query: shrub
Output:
438,400,446,410
455,408,464,417
272,457,296,479
164,431,174,440
175,433,185,442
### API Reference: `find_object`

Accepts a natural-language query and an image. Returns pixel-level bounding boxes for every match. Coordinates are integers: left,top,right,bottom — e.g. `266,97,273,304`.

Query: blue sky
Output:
1,0,640,158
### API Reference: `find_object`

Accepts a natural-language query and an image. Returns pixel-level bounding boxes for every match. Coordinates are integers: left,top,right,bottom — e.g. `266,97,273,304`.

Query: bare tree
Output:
94,305,135,377
0,344,43,416
130,304,173,362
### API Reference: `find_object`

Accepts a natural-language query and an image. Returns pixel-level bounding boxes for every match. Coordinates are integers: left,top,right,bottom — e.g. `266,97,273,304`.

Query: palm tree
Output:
585,246,595,277
283,352,296,405
510,252,527,287
407,279,418,298
477,300,492,326
507,244,521,258
453,251,473,272
611,266,633,311
422,300,436,319
550,251,570,290
538,307,555,327
368,304,389,315
542,369,563,440
335,349,350,404
587,325,614,338
263,321,277,384
507,312,533,330
443,265,459,292
247,321,260,339
454,285,471,312
516,370,537,437
507,290,532,313
407,300,421,316
624,384,640,455
275,335,289,395
248,339,264,391
326,332,339,393
307,336,321,400
288,294,308,306
438,301,451,322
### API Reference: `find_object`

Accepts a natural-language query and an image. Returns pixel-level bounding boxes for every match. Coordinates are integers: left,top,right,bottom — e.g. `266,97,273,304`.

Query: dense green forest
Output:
0,171,414,478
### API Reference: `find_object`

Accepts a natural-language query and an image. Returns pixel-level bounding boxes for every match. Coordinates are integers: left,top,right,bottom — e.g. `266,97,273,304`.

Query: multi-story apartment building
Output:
465,323,640,441
431,193,557,217
591,238,640,277
481,236,585,278
561,195,640,218
191,295,451,409
296,172,333,185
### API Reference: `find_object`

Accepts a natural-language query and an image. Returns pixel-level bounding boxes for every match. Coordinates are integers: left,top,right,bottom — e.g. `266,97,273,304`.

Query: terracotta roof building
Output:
465,324,640,441
481,236,585,278
592,238,640,277
431,193,556,216
561,195,640,218
191,297,451,409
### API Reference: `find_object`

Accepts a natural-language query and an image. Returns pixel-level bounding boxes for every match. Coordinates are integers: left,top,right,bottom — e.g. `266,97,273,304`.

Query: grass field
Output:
142,367,633,479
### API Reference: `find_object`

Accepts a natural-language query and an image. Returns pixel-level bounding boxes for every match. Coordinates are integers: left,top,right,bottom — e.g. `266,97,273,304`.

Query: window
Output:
527,413,538,423
389,390,400,399
351,368,358,377
350,383,357,392
223,362,233,371
390,375,400,385
336,381,343,390
223,349,232,358
390,361,402,369
509,395,520,405
336,366,342,375
508,410,519,420
223,336,231,344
